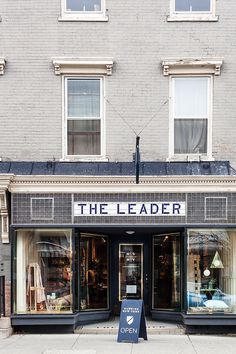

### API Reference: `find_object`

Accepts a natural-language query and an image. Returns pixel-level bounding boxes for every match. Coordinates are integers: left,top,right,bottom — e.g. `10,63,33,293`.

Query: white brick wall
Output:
1,1,236,166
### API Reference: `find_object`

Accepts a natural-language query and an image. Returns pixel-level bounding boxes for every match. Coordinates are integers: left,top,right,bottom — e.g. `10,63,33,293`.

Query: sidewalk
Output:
0,333,236,354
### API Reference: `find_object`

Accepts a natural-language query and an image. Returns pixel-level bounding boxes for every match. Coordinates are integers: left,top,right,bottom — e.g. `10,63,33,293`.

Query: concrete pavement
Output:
0,334,236,354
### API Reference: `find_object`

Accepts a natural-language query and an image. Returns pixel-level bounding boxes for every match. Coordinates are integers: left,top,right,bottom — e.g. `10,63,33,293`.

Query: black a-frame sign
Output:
117,299,148,343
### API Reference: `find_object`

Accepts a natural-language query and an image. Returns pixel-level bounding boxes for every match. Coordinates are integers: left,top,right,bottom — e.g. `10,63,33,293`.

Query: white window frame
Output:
59,0,108,22
169,74,213,161
168,0,218,22
63,75,106,161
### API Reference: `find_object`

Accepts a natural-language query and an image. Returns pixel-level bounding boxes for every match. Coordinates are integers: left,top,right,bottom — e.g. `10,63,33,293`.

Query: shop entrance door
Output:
112,239,151,315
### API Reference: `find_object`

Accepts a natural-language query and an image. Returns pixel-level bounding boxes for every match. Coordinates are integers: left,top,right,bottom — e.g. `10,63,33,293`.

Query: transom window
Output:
66,0,102,12
66,77,103,157
175,0,211,12
171,76,211,156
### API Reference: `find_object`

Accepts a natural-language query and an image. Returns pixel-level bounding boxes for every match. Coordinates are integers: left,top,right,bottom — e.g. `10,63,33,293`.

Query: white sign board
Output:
74,202,185,216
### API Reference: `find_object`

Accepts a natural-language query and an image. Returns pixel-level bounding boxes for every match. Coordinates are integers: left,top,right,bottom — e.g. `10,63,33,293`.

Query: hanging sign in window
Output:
74,201,185,216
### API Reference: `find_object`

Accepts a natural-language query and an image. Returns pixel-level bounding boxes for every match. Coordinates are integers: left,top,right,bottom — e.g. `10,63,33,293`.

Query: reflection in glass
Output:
66,0,101,12
119,244,143,301
15,229,73,313
153,234,181,310
187,229,236,314
175,0,211,12
79,234,108,310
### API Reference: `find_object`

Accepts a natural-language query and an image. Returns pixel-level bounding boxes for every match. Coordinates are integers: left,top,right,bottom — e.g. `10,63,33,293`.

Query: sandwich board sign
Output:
117,299,147,343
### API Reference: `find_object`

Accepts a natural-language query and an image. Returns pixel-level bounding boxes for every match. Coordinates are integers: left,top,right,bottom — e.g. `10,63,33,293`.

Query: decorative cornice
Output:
52,57,114,76
8,175,236,193
0,58,6,75
0,174,14,243
162,58,223,76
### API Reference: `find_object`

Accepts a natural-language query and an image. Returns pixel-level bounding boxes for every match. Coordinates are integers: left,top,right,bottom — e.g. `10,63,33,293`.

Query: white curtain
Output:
174,119,207,154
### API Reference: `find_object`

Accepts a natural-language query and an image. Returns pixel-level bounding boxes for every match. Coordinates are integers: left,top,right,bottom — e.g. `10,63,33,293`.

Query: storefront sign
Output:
74,202,185,216
117,299,147,343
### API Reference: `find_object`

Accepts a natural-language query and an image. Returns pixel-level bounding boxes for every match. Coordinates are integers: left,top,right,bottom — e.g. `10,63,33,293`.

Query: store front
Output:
1,160,235,333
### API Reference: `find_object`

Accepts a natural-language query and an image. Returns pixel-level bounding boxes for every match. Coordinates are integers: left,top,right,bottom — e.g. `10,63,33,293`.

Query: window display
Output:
15,229,73,313
187,229,236,314
79,234,108,310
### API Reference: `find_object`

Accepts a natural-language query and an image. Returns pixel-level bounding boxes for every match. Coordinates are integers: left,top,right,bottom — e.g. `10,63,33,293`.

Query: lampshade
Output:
210,251,224,269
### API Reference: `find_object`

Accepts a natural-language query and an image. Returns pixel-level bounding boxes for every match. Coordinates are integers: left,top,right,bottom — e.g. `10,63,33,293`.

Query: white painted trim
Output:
0,58,6,75
168,0,217,21
162,58,223,76
168,75,213,161
8,175,236,194
204,196,228,221
59,0,108,22
30,197,54,221
52,58,113,76
63,75,106,160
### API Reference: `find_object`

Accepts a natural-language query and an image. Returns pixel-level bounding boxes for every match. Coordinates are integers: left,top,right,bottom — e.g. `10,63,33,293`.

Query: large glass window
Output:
187,229,236,314
66,0,102,12
15,229,73,314
172,77,210,155
79,234,108,310
153,234,181,310
66,78,102,156
175,0,211,12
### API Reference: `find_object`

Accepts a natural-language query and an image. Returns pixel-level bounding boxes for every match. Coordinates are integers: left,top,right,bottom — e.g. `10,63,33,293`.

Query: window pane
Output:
187,229,236,314
174,77,208,118
15,229,73,314
68,79,100,118
174,119,207,154
175,0,211,12
66,0,101,11
153,234,181,310
67,119,101,155
80,234,108,310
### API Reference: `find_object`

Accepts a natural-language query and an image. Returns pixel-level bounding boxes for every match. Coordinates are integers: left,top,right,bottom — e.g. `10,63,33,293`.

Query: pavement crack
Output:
71,333,81,349
187,334,198,354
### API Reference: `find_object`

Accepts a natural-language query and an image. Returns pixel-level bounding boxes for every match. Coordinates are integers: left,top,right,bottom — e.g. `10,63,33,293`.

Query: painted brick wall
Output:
0,1,236,166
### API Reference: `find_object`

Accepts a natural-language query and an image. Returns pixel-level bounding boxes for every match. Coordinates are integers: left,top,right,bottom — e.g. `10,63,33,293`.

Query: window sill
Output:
58,14,108,22
167,15,218,22
60,156,109,162
167,155,215,162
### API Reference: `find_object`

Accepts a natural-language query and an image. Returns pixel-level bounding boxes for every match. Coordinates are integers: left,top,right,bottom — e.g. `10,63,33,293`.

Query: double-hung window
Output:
169,0,218,21
66,77,103,157
171,76,211,157
60,0,108,21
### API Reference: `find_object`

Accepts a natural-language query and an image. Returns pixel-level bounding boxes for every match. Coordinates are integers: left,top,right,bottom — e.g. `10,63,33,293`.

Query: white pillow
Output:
204,300,229,309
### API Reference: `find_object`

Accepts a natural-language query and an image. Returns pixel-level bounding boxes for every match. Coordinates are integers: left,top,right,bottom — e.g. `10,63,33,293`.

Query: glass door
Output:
119,244,143,301
153,233,181,310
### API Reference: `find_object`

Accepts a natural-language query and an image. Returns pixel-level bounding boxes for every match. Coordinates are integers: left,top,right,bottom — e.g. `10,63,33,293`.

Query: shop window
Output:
79,233,108,311
66,78,103,157
168,0,218,21
187,229,236,314
153,233,181,310
15,229,73,314
59,0,108,21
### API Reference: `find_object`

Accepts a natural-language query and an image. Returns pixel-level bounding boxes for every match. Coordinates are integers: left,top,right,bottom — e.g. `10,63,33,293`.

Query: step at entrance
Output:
74,317,185,335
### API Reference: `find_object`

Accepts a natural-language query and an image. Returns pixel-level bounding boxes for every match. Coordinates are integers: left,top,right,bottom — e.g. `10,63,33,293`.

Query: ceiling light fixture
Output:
125,230,135,235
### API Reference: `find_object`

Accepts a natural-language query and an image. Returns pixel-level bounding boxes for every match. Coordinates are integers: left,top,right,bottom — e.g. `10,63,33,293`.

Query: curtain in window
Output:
68,79,100,118
174,119,207,154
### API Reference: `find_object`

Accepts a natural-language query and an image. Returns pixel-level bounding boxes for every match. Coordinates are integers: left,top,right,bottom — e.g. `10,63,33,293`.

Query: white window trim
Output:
168,74,213,161
168,0,218,22
52,57,113,161
0,58,6,75
59,0,108,22
62,75,107,161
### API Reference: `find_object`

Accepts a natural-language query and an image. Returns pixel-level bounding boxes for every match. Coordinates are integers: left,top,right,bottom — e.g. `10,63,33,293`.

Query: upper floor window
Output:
52,57,113,161
66,77,103,157
59,0,108,21
168,0,218,21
